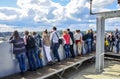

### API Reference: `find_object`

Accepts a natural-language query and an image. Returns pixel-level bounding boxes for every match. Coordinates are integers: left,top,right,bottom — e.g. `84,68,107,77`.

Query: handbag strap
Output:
55,32,59,39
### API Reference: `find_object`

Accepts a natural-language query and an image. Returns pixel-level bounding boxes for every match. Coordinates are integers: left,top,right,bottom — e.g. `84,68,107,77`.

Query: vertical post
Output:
90,0,93,14
96,16,105,73
118,0,120,4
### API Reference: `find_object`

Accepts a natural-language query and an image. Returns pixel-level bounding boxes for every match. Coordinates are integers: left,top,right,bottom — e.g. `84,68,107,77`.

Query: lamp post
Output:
118,0,120,4
90,0,93,14
89,0,105,73
89,0,120,73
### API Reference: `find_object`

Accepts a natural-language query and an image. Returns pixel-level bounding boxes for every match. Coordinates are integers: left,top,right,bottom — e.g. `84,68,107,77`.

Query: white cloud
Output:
16,0,87,23
0,7,20,20
0,13,17,20
64,0,87,20
0,0,119,31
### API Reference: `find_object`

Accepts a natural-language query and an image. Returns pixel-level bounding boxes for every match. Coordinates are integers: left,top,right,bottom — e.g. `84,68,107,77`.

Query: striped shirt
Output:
9,37,26,54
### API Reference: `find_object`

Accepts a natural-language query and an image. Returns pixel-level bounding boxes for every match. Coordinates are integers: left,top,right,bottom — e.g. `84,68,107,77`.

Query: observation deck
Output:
0,42,120,79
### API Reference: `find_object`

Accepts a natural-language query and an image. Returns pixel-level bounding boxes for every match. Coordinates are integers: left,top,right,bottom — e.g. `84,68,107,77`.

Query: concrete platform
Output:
1,53,95,79
63,59,120,79
105,52,120,56
105,52,120,59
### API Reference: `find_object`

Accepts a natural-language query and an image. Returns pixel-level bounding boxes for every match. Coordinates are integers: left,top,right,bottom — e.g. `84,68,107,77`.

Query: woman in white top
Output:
42,30,53,66
74,30,82,56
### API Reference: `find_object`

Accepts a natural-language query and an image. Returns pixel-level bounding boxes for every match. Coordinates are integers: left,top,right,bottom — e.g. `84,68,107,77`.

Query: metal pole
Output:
90,0,93,14
90,0,93,15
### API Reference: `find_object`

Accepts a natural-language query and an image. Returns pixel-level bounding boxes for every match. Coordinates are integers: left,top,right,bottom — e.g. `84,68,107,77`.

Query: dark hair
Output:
53,26,57,30
76,30,80,33
25,30,29,35
13,30,20,39
44,29,48,34
32,31,36,35
67,28,70,31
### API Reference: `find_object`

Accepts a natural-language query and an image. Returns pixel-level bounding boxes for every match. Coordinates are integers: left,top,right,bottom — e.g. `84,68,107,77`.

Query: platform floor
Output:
105,52,120,56
2,52,120,79
1,53,95,79
43,56,120,79
68,60,120,79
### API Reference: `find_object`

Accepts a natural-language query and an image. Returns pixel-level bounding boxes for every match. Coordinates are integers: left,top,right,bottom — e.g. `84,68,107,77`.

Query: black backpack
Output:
34,34,42,47
27,35,36,48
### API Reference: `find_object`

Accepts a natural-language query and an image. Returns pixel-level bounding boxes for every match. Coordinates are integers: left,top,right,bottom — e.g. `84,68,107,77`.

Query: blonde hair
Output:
86,30,90,34
63,30,68,35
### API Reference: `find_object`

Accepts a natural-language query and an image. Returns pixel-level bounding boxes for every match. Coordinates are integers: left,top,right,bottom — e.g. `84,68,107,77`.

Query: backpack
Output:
27,35,36,48
34,34,42,47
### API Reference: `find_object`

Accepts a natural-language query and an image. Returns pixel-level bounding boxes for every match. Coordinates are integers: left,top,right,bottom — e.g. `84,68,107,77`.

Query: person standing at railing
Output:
50,26,60,62
90,29,94,52
85,30,92,53
32,32,43,68
9,30,26,76
74,30,82,56
62,30,71,59
114,28,120,54
67,28,75,58
23,31,37,71
42,29,53,66
108,32,115,52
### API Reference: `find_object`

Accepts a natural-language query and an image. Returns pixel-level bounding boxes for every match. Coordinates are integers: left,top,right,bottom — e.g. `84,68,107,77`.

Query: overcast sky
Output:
0,0,120,32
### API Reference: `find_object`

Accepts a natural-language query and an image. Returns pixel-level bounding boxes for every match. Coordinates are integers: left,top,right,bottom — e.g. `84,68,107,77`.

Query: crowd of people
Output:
9,27,120,76
105,28,120,53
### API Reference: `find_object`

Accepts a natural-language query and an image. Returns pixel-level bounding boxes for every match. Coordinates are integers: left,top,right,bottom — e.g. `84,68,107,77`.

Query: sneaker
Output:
20,72,25,77
48,61,54,66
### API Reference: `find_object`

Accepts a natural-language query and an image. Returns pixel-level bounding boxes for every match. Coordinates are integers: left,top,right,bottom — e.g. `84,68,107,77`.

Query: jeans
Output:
64,44,70,58
52,43,60,61
105,45,109,52
16,53,26,72
91,40,94,51
70,44,75,58
109,42,114,52
115,41,119,53
34,47,43,68
92,42,96,52
87,39,92,53
27,48,36,71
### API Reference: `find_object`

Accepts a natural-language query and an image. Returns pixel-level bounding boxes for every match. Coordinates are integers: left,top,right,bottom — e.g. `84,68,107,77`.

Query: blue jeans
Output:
27,48,36,71
34,47,43,68
87,39,92,53
115,41,119,53
91,40,94,51
16,53,26,72
64,44,70,58
109,42,114,52
52,43,60,61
